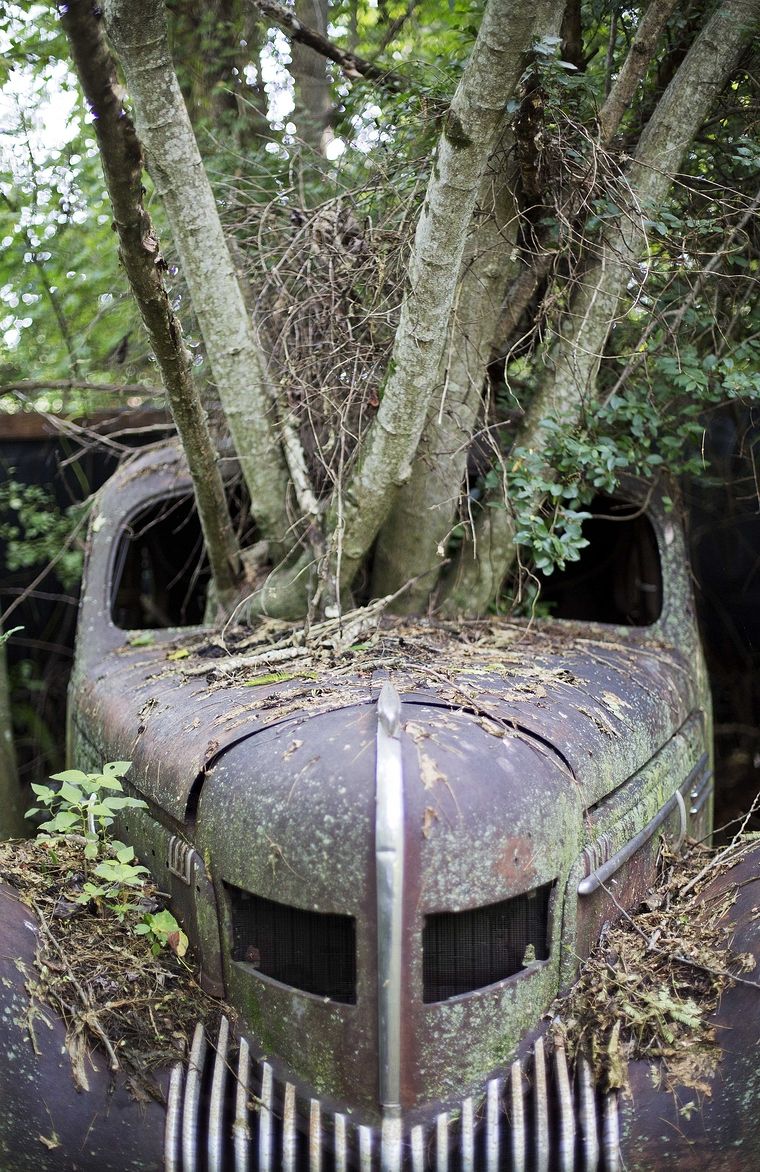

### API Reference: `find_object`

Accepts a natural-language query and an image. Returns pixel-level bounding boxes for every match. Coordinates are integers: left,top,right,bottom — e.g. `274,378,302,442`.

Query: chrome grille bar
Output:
167,1021,622,1171
282,1083,296,1172
208,1015,229,1172
233,1036,251,1172
181,1022,206,1172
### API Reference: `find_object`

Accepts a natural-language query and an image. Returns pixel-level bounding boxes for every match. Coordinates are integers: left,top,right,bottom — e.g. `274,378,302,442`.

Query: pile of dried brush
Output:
0,836,229,1098
552,833,759,1095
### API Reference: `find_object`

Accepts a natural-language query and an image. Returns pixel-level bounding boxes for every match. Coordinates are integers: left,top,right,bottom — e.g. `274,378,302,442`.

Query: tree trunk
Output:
0,635,24,840
327,0,564,601
103,0,293,556
290,0,333,156
443,0,760,614
370,133,523,607
62,0,242,611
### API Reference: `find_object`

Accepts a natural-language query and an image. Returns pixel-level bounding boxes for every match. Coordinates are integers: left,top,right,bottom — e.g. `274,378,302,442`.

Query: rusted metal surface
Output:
69,445,707,825
618,843,760,1170
0,884,167,1172
50,443,727,1165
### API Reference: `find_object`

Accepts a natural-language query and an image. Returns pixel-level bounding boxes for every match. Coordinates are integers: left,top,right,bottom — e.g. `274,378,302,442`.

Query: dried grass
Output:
551,835,760,1095
0,836,231,1099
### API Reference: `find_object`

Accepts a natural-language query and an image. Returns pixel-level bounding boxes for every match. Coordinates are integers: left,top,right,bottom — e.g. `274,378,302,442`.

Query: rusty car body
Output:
5,439,745,1171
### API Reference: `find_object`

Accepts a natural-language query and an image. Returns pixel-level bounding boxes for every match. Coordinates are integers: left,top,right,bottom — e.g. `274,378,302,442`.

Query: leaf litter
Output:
0,836,231,1099
550,834,759,1096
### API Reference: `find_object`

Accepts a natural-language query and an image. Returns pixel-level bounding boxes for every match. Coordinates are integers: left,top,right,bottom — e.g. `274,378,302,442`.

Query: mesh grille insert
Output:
227,885,357,1004
423,883,553,1003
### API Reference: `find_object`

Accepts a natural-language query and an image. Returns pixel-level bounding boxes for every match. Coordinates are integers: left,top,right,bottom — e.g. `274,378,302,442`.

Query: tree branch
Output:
102,0,293,557
250,0,406,92
0,380,163,397
443,0,760,613
61,0,242,610
598,0,680,146
327,0,565,602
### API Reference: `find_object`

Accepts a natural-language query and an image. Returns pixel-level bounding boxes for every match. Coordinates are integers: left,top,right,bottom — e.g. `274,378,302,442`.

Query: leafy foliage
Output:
25,760,188,956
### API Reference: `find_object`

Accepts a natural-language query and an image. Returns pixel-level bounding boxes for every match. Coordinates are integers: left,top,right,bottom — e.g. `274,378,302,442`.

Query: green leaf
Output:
128,632,155,647
49,770,89,784
103,761,132,777
58,781,84,805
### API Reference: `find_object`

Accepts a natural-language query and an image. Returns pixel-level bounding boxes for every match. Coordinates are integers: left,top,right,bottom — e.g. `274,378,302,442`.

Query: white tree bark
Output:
0,634,24,840
103,0,292,553
370,134,523,607
443,0,760,613
327,0,564,597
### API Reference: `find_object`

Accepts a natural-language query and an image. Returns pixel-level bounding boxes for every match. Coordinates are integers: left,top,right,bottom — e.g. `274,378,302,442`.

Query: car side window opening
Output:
110,497,210,629
534,495,663,627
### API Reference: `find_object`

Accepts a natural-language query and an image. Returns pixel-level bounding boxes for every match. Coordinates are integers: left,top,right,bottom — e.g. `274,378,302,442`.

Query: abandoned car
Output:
8,438,758,1171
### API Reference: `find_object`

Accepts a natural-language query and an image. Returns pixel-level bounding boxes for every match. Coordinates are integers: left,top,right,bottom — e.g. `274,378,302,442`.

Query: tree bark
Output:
102,0,292,555
327,0,564,601
290,0,335,155
370,134,523,607
62,0,242,610
0,633,25,840
443,0,760,613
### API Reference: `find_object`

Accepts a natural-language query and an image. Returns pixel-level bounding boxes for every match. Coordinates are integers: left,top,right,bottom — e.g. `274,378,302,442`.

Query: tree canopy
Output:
2,0,759,622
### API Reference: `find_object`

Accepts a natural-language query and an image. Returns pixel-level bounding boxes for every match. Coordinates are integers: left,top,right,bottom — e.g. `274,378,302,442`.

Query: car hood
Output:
70,620,704,823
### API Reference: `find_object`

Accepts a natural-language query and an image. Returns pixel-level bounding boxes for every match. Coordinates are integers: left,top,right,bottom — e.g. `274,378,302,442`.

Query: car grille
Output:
165,1018,620,1171
227,884,357,1004
422,884,553,1002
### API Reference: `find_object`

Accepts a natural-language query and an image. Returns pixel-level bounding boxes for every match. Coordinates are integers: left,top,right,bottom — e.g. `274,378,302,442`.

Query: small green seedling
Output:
26,760,145,860
25,761,188,956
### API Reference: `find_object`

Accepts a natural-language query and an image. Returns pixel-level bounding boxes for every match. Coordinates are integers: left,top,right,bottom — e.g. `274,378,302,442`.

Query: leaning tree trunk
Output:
62,0,242,611
103,0,294,557
0,634,24,840
369,130,526,608
326,0,564,603
443,0,760,614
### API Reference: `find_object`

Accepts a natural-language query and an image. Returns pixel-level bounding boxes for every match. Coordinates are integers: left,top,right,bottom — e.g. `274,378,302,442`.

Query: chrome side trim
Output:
579,792,678,895
258,1061,273,1172
182,1022,207,1172
208,1015,229,1172
375,679,404,1111
168,834,194,884
534,1036,549,1172
164,1062,184,1172
233,1036,251,1172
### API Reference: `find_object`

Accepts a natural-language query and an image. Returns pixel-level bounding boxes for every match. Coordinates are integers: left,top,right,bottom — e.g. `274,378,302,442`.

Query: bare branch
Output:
0,380,163,397
599,0,680,145
251,0,406,92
